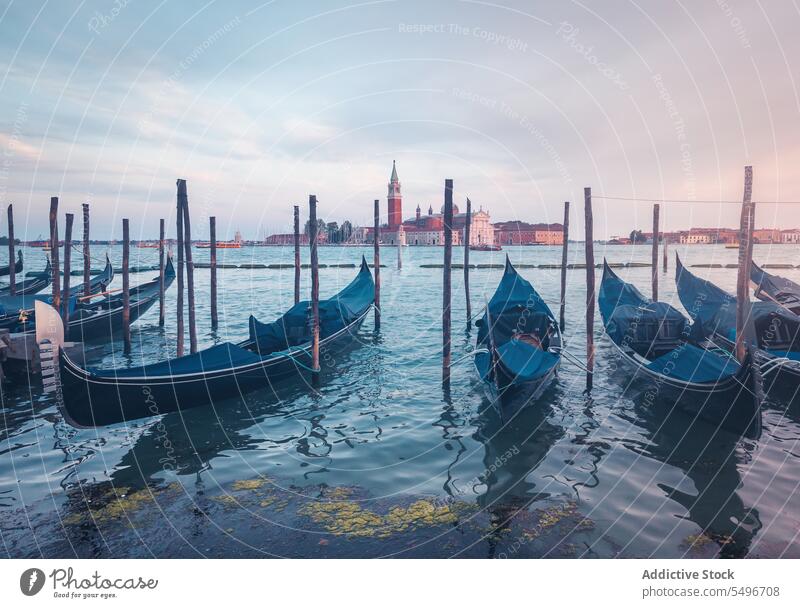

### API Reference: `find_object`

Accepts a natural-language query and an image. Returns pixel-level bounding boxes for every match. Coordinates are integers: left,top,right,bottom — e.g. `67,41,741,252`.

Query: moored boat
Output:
46,257,374,427
751,262,800,315
0,256,51,296
675,254,800,385
0,250,23,276
474,257,561,406
0,256,115,332
600,260,759,435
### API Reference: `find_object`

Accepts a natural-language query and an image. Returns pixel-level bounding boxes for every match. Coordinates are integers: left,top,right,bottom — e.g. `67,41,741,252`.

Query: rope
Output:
594,195,800,205
70,243,110,266
552,347,593,373
281,348,320,373
448,349,489,367
468,305,486,324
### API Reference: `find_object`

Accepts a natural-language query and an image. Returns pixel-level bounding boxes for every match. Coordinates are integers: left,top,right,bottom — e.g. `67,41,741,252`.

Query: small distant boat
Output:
195,241,242,249
474,257,561,406
600,260,759,435
725,244,740,249
49,257,374,427
0,250,23,276
751,262,800,315
470,243,502,252
137,242,160,248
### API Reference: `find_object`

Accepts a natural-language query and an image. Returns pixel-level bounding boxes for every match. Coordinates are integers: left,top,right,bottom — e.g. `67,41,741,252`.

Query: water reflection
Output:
622,401,762,557
475,395,564,510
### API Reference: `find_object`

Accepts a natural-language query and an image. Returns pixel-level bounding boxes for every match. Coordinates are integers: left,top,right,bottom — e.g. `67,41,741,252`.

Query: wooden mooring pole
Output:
82,203,90,297
559,201,570,332
309,195,321,384
49,197,61,313
652,203,660,301
176,183,185,357
442,179,454,384
158,218,165,327
373,199,381,331
584,187,595,391
463,197,472,326
735,166,754,364
62,213,74,336
397,228,403,270
122,218,131,354
662,233,668,273
7,204,15,295
293,205,301,305
210,216,218,330
179,179,197,354
734,165,765,410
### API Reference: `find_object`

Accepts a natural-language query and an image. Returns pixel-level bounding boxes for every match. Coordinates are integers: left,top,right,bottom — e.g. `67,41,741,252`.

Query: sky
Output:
2,0,800,240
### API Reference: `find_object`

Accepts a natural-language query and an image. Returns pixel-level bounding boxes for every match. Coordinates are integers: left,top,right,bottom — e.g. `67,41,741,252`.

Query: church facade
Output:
379,162,494,246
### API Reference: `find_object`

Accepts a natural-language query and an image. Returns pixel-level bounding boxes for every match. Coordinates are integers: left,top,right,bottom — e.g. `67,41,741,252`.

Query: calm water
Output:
1,243,799,558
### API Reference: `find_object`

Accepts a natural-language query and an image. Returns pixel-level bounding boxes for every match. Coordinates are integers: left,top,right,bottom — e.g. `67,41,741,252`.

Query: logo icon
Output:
20,568,46,596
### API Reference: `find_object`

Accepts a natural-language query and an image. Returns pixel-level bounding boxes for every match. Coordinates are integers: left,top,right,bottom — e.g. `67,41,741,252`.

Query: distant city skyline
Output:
3,2,800,241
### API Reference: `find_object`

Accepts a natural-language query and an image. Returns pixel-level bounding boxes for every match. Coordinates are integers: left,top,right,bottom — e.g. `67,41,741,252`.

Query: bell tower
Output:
387,160,402,229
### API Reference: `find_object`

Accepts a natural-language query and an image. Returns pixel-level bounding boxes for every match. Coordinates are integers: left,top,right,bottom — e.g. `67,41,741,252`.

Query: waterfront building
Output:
782,229,800,243
492,221,564,246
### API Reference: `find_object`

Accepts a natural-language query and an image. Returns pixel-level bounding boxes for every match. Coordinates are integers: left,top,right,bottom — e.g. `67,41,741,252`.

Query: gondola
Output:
599,260,759,435
44,257,375,427
0,256,115,333
13,256,171,339
0,250,23,276
751,262,800,315
0,256,51,296
676,254,800,383
474,257,561,405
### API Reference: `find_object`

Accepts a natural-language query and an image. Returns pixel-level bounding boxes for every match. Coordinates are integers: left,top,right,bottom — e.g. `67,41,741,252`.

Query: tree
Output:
629,229,646,244
339,220,353,243
305,218,326,237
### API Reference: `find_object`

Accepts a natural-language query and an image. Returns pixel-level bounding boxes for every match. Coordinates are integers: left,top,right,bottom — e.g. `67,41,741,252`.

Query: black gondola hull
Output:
58,310,369,427
608,340,760,437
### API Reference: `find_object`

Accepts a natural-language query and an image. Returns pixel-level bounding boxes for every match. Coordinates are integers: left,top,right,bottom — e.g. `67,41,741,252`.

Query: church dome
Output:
440,203,460,215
